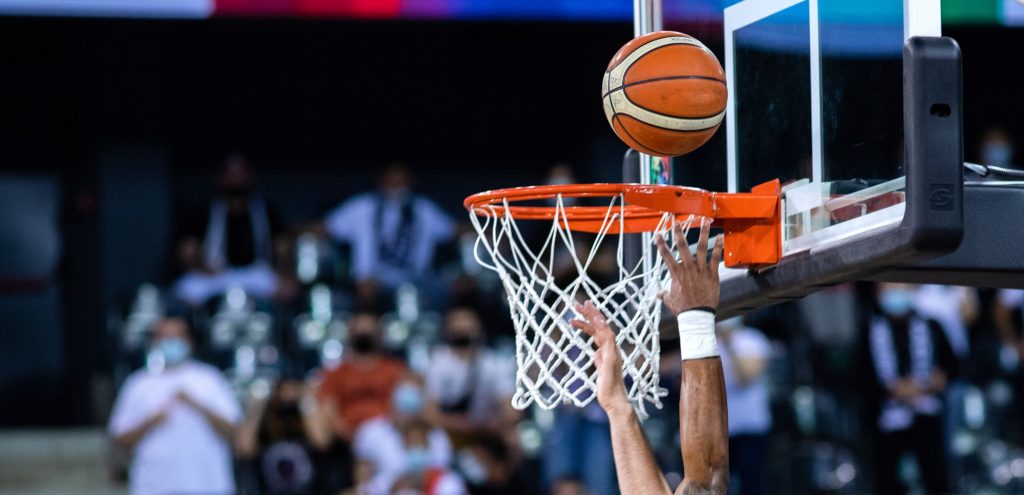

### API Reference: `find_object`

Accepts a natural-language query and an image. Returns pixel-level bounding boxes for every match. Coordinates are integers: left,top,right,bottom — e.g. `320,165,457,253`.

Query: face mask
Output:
157,337,191,365
447,334,477,349
404,446,431,474
273,402,300,417
350,334,377,354
457,451,488,485
392,383,424,415
982,143,1012,167
879,289,914,317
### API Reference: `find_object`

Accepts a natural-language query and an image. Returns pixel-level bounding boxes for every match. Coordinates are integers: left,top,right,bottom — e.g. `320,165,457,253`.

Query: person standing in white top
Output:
424,307,519,448
322,162,456,308
109,317,242,495
716,317,772,495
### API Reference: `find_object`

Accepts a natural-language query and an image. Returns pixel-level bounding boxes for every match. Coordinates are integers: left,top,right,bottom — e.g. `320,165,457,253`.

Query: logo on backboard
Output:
929,184,954,211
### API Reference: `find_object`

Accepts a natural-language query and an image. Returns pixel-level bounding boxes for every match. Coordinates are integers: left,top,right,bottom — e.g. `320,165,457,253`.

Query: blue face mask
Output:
405,446,431,474
879,289,914,317
157,337,191,365
982,143,1013,167
392,383,424,415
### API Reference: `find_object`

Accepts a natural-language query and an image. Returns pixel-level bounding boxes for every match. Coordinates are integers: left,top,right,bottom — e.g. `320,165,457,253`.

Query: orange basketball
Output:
602,31,727,157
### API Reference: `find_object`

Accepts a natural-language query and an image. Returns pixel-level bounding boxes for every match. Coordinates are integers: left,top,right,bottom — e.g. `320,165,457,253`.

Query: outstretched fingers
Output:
695,220,711,270
572,301,614,347
655,234,684,282
710,234,723,279
672,221,694,272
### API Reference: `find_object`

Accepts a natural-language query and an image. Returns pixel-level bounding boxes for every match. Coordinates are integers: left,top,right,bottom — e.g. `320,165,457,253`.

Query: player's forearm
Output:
679,357,729,494
606,403,672,495
677,310,729,494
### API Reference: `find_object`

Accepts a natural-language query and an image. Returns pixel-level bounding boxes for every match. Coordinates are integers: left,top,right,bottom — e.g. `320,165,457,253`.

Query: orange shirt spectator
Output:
318,311,408,439
320,356,407,434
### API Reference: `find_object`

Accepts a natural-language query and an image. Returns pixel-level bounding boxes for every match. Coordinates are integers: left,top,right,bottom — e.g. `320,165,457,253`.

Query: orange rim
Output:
464,183,720,233
464,181,784,268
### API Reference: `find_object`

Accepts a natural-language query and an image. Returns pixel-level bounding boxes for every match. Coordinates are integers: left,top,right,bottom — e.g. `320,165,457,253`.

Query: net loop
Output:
468,192,700,419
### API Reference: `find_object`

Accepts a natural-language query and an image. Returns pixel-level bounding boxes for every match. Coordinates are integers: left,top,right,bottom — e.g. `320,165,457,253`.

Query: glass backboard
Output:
639,0,943,258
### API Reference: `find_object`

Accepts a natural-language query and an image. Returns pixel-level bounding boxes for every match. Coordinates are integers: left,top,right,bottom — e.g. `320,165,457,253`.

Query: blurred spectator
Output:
321,162,455,309
424,307,519,448
353,381,464,495
235,373,334,494
318,310,409,442
717,316,772,495
108,317,242,495
864,283,958,495
978,127,1016,167
993,288,1024,436
549,476,589,495
457,434,531,495
994,289,1024,366
914,285,977,361
173,154,288,306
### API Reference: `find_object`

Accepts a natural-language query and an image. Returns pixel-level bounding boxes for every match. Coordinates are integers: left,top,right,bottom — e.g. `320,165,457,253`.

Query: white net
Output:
468,193,698,419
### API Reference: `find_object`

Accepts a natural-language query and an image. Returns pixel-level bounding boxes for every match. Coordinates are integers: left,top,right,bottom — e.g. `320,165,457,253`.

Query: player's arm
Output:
572,301,672,495
655,222,728,495
572,222,728,495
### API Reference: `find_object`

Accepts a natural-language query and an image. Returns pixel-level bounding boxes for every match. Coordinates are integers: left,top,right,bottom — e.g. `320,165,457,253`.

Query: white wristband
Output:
677,310,718,361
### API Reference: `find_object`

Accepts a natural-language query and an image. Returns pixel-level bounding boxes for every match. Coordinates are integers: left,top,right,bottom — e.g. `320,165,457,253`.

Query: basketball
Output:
602,31,727,157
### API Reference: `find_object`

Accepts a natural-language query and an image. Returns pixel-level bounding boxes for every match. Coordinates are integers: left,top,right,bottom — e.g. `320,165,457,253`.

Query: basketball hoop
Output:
464,181,781,417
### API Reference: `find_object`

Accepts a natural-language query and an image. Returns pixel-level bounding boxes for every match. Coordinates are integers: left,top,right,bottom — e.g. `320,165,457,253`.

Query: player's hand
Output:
655,220,723,315
571,301,631,415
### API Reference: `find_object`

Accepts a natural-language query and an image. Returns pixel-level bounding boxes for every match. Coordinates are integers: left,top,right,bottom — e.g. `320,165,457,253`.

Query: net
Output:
467,193,700,419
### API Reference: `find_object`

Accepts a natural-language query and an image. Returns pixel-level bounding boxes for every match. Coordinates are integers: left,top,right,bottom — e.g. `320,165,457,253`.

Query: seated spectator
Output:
235,371,334,494
318,310,409,442
424,307,519,448
717,316,773,495
354,381,464,495
321,162,455,309
108,317,242,495
864,283,958,495
173,153,288,306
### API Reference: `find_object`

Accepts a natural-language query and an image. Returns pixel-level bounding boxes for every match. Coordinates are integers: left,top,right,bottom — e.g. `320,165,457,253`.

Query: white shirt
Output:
999,288,1024,308
353,416,454,495
108,361,242,495
914,285,970,358
325,192,455,289
719,327,773,436
425,347,515,425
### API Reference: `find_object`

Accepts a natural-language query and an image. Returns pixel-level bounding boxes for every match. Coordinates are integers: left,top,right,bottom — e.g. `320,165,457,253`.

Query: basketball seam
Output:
617,86,727,122
615,112,723,134
600,75,726,100
606,32,683,72
616,42,720,83
608,88,669,156
613,114,672,157
604,35,716,90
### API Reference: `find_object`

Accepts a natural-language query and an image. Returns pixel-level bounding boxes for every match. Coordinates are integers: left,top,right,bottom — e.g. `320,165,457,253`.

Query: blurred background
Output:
2,1,1024,494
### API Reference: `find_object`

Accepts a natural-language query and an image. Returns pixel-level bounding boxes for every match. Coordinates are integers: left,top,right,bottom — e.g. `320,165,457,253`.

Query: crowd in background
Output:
106,126,1024,495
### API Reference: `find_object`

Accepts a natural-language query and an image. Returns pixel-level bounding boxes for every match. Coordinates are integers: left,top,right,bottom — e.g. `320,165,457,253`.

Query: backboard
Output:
628,0,972,316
